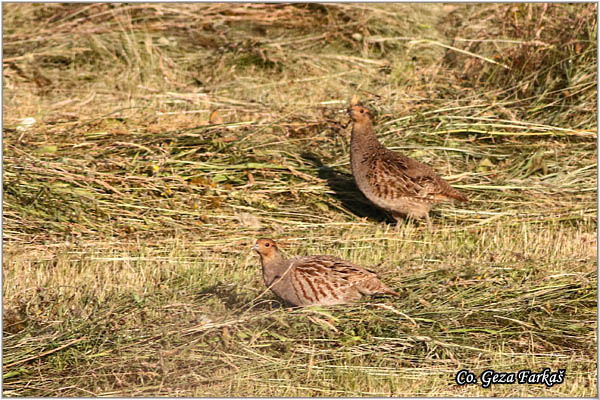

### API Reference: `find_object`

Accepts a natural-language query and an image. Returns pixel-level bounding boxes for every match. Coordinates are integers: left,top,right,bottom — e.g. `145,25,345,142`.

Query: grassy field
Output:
2,3,597,396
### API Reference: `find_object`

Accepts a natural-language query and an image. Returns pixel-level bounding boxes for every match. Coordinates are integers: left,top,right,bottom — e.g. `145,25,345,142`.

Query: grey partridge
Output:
252,238,399,307
348,104,468,229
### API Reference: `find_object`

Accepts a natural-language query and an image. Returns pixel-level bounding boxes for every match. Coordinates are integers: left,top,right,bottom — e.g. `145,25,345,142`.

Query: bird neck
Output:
351,120,382,154
260,251,288,286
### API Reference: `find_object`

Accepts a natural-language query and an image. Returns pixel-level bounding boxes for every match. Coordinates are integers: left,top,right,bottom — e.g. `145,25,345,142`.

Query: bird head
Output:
252,238,280,261
347,104,373,124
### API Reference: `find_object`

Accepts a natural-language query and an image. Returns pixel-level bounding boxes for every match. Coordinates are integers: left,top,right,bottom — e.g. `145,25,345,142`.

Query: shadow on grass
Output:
196,283,282,311
301,152,393,224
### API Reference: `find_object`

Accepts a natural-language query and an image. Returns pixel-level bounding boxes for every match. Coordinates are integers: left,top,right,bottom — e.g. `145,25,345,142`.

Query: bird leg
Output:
390,212,405,230
424,213,433,232
391,211,432,231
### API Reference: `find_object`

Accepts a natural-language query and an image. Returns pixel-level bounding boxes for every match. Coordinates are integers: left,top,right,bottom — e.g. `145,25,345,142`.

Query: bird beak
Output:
251,244,259,252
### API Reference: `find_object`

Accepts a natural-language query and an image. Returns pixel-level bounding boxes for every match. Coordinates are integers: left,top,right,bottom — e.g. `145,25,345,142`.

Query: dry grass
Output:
2,3,597,397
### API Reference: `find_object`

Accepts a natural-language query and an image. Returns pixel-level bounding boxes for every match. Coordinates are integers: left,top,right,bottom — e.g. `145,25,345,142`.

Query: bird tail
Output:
381,286,401,297
436,178,469,202
449,189,469,202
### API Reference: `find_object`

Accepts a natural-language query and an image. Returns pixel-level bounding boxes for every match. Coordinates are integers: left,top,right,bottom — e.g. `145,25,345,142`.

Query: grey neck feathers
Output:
351,122,382,155
261,252,289,287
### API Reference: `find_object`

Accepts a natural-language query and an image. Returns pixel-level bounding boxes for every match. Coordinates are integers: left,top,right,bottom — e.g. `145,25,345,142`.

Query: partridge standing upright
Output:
348,104,468,229
252,238,399,307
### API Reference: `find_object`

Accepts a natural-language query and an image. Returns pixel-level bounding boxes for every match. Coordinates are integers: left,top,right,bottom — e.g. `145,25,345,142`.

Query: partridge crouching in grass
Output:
252,238,399,307
348,104,468,230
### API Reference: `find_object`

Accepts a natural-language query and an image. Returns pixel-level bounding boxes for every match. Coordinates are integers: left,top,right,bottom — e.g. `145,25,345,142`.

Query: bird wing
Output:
367,148,468,202
293,256,374,285
302,256,398,297
290,256,398,302
289,256,373,299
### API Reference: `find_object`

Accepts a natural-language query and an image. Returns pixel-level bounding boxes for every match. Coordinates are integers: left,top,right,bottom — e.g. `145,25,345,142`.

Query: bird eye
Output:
265,242,271,247
359,109,364,113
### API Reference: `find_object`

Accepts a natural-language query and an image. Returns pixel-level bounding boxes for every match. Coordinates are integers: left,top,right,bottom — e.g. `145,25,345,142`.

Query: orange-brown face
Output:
252,238,278,258
348,105,373,123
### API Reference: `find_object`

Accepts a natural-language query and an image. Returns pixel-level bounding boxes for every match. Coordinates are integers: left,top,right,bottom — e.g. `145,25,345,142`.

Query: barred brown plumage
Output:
251,238,399,307
348,104,469,229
